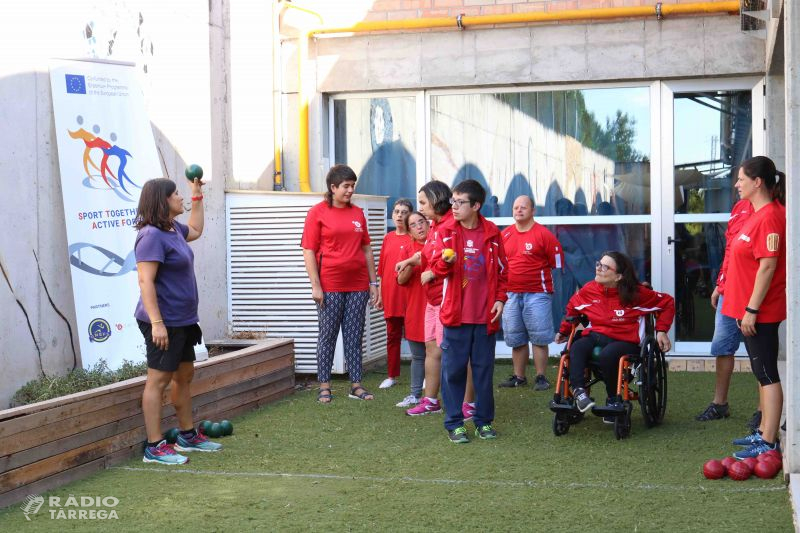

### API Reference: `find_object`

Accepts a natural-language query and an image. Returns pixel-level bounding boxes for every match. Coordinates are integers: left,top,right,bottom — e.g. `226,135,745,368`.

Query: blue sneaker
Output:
143,440,189,465
733,431,763,447
175,431,223,452
733,440,780,460
448,426,469,444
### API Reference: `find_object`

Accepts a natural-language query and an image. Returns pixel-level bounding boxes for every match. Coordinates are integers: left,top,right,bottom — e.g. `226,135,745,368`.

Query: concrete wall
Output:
0,0,230,407
280,13,765,191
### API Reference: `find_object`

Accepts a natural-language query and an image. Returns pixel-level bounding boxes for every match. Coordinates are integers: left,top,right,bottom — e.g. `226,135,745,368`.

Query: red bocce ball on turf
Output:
703,459,726,480
728,461,752,481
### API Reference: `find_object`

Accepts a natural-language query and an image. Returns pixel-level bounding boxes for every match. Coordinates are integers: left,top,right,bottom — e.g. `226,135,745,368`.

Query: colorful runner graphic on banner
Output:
50,59,162,369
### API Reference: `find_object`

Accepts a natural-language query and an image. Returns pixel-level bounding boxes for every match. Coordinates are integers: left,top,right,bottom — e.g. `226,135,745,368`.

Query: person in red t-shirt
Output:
499,195,563,391
428,179,508,443
695,199,755,423
720,156,786,459
554,251,674,414
377,198,413,389
301,165,381,404
396,211,430,407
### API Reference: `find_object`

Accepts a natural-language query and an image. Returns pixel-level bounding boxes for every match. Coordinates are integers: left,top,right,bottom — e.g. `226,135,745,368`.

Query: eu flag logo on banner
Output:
65,74,86,94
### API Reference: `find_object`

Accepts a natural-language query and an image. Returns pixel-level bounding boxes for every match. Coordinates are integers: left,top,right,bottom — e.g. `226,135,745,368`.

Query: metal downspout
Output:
295,1,741,192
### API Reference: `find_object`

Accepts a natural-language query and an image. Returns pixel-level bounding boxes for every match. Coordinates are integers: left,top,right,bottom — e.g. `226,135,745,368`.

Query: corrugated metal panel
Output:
226,193,388,374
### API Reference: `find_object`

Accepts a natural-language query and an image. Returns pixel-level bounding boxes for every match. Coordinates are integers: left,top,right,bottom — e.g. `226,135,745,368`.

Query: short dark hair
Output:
419,180,452,216
324,164,358,206
393,198,413,212
741,156,786,205
452,179,486,208
135,178,176,231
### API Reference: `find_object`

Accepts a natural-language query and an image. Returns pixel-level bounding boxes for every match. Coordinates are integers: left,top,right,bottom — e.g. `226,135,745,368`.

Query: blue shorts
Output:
502,292,554,347
710,296,743,356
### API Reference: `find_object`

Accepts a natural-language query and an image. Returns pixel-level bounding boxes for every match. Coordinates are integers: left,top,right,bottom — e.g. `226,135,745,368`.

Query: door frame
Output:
659,77,765,356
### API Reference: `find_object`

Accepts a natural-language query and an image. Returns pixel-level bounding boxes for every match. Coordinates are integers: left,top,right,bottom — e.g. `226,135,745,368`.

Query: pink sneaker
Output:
406,397,442,416
462,402,476,422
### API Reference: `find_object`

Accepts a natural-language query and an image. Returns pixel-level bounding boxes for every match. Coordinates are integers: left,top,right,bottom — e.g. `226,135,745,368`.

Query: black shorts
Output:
137,320,202,372
741,321,781,386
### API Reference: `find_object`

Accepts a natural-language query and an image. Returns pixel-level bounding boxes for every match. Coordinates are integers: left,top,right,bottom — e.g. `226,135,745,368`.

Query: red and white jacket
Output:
428,213,508,335
558,281,675,345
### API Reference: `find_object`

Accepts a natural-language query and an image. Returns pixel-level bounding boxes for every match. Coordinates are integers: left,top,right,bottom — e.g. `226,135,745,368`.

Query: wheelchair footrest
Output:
591,404,625,417
549,399,577,413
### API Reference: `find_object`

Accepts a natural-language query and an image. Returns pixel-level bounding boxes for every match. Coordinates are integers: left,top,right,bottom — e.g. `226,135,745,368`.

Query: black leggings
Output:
743,322,781,385
568,331,639,399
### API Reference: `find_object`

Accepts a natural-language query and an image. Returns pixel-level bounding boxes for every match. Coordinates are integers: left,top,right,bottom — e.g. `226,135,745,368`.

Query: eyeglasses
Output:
449,198,471,208
408,220,428,229
595,261,617,273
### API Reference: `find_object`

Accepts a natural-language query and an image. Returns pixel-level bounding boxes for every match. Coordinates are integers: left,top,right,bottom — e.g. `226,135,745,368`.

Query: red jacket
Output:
558,281,675,345
429,214,508,335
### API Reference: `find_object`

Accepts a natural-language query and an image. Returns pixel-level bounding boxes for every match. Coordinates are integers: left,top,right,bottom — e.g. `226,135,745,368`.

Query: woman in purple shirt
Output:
134,177,221,465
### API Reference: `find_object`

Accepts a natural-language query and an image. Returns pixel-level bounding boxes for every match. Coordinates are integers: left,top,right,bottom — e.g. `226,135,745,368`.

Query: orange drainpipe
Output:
295,1,740,192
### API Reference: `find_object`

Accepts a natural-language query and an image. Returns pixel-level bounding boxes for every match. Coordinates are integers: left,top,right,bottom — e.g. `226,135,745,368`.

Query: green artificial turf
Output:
0,363,793,532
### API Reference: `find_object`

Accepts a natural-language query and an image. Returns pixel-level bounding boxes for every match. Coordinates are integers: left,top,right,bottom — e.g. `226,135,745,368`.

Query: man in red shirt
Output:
429,179,508,443
499,195,563,391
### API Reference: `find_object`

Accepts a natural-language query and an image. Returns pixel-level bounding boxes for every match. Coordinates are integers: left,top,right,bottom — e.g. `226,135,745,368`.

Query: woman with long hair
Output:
136,177,221,465
555,251,675,413
301,165,381,403
721,156,786,459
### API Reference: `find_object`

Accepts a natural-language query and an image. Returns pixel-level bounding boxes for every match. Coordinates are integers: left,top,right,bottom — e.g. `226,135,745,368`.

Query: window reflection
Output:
333,97,417,218
430,87,651,217
673,91,752,215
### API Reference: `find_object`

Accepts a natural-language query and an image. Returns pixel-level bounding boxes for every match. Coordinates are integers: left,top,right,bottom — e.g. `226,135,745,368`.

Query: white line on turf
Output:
110,467,786,494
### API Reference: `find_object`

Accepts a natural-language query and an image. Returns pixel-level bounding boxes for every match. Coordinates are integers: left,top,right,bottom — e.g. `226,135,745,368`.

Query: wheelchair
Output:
548,315,667,440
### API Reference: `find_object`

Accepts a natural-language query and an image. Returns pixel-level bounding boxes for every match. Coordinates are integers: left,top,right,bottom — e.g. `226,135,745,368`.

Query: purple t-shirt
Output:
134,221,199,326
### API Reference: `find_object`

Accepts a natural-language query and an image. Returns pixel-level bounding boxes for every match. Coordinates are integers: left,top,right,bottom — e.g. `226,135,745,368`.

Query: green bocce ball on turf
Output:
185,164,203,182
219,420,233,436
207,422,223,438
163,427,179,444
198,420,213,435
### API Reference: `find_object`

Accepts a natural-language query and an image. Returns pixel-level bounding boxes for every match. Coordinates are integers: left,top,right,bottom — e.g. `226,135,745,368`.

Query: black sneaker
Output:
475,424,497,440
747,410,762,432
499,375,528,388
695,402,730,421
533,374,551,391
573,388,595,413
447,426,469,444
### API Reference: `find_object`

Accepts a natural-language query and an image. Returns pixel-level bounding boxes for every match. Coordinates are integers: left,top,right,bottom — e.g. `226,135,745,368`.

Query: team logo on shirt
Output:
738,233,751,243
352,221,363,232
767,233,780,252
525,242,533,251
614,310,625,317
467,239,474,247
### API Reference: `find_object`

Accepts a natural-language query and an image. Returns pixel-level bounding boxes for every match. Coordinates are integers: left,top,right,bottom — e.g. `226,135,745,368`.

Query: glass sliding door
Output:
661,79,763,355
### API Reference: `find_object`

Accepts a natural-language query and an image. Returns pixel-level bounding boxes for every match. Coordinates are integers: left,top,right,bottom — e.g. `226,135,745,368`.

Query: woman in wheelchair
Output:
554,251,675,414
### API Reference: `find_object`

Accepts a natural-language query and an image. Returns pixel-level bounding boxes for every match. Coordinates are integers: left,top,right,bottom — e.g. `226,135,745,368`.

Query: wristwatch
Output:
369,281,380,287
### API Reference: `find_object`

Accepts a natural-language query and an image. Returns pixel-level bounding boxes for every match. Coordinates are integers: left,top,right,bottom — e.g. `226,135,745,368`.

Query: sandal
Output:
317,387,333,404
348,386,374,401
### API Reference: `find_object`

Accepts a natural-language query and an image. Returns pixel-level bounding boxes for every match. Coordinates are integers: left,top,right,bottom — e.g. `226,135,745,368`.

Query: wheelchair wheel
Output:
613,402,633,440
553,412,570,436
639,336,668,428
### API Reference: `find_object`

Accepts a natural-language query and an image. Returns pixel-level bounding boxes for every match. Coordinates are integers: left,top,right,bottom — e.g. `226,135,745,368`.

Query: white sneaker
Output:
396,394,420,407
379,377,397,389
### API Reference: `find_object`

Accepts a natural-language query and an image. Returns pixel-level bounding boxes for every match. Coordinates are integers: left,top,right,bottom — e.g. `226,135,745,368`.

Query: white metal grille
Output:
226,192,388,373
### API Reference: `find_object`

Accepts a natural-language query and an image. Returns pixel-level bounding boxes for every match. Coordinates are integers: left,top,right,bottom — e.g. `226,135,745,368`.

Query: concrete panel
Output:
317,35,369,93
643,18,705,78
421,31,477,87
474,27,532,84
586,20,646,79
530,24,588,82
703,16,766,76
367,34,422,90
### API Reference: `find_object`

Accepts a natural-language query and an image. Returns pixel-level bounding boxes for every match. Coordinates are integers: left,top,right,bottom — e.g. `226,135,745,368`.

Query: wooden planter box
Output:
0,338,294,508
